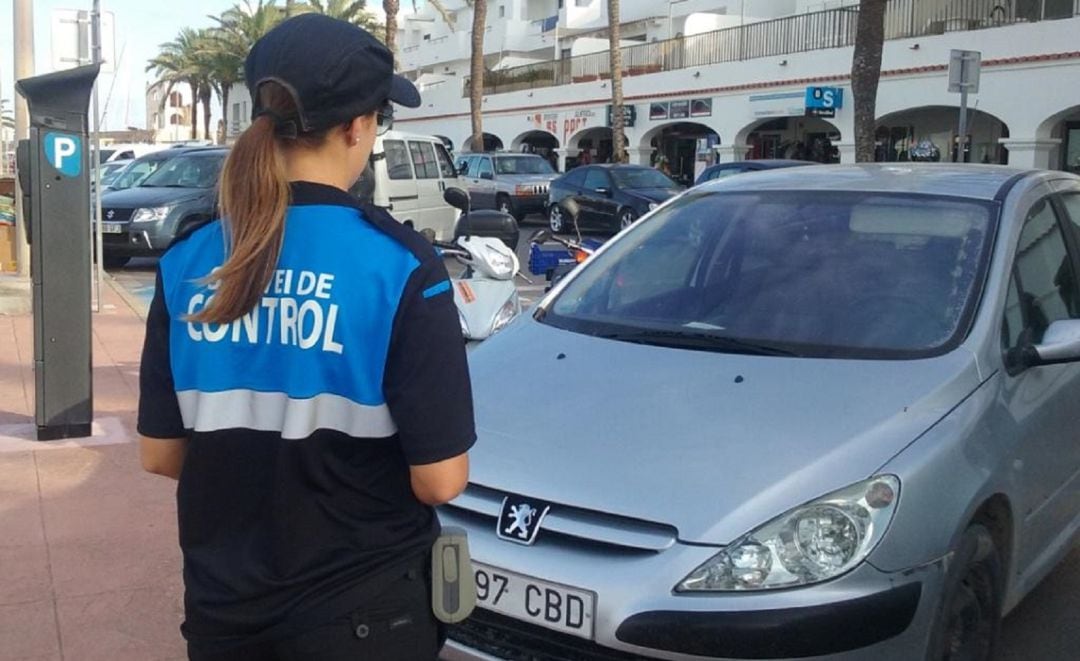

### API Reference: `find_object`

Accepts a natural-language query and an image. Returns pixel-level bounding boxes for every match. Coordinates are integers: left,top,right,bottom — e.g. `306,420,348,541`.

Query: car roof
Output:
591,164,651,169
695,163,1040,201
712,159,816,169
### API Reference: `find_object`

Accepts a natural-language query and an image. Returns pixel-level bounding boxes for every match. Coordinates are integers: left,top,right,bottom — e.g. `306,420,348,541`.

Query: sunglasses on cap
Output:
376,102,394,136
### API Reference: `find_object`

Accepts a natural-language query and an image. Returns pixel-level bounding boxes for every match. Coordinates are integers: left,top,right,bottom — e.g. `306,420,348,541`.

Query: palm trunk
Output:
189,81,199,141
203,94,212,145
384,0,399,66
608,0,626,163
851,0,887,162
470,1,488,152
220,86,231,145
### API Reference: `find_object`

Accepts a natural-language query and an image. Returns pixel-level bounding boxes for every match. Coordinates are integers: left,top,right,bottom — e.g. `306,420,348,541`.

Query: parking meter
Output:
15,64,100,440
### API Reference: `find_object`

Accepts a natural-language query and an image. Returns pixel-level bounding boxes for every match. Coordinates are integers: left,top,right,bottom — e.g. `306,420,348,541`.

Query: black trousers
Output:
187,564,442,661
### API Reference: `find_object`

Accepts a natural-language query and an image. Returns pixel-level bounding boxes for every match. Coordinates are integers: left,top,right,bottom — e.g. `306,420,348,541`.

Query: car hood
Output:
626,187,680,203
102,186,209,208
466,318,982,544
500,173,557,185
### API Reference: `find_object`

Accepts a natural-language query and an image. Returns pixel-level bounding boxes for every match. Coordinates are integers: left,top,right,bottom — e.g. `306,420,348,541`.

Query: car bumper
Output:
438,508,944,661
99,223,172,256
510,195,548,216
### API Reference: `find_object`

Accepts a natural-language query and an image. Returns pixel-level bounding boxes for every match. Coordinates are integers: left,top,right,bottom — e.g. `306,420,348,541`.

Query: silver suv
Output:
455,152,558,221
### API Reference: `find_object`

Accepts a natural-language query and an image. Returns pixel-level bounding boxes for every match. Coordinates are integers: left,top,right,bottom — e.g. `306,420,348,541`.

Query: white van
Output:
367,130,462,240
97,143,168,164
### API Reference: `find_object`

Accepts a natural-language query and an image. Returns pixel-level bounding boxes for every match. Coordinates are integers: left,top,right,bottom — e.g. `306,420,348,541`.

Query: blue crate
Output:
528,239,605,276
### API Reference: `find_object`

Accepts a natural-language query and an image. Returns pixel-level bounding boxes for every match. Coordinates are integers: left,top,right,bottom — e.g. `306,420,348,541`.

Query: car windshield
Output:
611,168,678,190
99,162,129,186
543,191,995,359
140,153,223,188
494,156,554,175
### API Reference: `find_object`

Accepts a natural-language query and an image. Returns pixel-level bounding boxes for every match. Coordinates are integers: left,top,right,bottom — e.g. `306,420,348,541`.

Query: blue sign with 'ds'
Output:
43,132,83,178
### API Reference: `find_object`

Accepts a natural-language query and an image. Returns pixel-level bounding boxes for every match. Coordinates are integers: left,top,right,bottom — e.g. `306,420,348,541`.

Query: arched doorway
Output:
511,130,560,169
1038,105,1080,174
641,122,721,187
568,127,614,169
735,117,841,163
874,106,1009,164
462,132,504,152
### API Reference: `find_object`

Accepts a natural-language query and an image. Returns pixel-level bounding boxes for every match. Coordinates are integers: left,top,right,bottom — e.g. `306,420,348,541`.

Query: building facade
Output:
146,82,196,144
227,0,1080,183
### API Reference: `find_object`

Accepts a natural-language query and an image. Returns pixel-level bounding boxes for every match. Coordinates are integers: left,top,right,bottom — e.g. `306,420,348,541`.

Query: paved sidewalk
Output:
0,275,185,661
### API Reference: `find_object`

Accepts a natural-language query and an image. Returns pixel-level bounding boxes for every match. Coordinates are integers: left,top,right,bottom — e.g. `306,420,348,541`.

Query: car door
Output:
382,138,419,225
1000,190,1080,577
473,156,497,210
407,139,443,236
433,142,462,240
581,168,615,228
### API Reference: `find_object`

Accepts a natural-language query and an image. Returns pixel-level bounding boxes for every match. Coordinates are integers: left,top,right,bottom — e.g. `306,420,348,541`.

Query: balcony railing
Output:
463,0,1080,97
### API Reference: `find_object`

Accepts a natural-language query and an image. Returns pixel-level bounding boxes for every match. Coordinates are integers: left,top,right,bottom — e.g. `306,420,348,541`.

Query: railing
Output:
463,0,1080,97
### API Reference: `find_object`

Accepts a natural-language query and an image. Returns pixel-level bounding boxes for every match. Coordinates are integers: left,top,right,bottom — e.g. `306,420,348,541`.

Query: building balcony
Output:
462,0,1080,98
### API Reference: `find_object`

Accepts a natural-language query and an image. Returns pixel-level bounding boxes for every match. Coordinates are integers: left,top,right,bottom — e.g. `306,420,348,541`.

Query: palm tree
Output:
383,0,399,62
607,0,626,163
469,0,487,152
851,0,887,162
303,0,380,31
147,27,207,140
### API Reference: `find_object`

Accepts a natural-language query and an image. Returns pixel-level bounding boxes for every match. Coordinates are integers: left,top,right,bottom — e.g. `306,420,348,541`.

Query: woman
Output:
137,15,475,661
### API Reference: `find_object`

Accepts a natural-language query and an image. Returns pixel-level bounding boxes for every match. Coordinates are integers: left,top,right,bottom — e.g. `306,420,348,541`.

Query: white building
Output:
227,0,1080,182
146,82,196,144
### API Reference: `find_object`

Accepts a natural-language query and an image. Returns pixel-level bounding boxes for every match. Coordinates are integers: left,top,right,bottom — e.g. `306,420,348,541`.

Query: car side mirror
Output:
444,187,471,213
530,229,552,244
457,165,469,176
594,186,611,196
1006,319,1080,372
480,172,494,181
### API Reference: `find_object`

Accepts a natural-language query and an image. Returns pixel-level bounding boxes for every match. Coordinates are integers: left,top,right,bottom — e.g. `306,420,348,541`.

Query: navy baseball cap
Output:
245,14,421,134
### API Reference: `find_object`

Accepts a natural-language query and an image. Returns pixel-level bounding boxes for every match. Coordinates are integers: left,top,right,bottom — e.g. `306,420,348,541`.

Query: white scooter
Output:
424,188,523,341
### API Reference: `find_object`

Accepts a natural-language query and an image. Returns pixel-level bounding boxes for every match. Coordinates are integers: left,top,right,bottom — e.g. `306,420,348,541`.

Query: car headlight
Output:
677,476,899,592
648,202,658,211
491,294,519,335
130,206,172,223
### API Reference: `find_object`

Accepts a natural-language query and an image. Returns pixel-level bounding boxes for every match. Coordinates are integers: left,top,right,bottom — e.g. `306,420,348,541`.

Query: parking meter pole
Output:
91,1,104,313
15,64,101,440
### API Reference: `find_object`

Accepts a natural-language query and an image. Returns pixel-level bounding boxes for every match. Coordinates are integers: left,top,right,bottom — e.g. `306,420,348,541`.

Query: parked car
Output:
695,158,816,185
95,142,167,164
102,147,202,194
372,130,463,240
548,164,681,233
99,148,226,268
442,164,1080,661
456,152,558,221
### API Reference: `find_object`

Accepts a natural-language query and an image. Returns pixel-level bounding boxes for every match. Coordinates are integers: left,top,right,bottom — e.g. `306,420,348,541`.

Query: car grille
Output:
449,608,656,661
443,484,677,553
518,184,548,196
101,208,134,221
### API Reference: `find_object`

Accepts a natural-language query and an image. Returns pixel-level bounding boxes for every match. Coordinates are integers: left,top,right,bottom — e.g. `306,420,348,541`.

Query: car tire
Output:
549,204,566,234
496,194,514,216
618,208,638,231
103,255,130,269
925,523,1003,661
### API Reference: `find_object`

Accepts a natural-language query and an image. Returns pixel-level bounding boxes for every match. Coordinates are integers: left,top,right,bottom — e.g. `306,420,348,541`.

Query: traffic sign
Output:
43,133,83,177
948,50,981,93
51,9,116,73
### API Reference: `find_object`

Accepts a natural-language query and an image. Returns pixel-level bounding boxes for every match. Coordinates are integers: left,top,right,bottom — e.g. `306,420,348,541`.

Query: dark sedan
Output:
695,159,816,185
548,164,681,234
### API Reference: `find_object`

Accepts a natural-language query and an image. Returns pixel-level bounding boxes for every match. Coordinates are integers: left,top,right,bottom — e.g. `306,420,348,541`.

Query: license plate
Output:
473,563,595,639
101,222,123,234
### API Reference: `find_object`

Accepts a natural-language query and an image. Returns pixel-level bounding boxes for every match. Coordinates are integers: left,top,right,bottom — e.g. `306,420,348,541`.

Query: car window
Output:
116,151,135,160
97,149,116,164
494,156,555,175
561,169,587,187
1002,197,1079,350
583,169,609,191
611,168,677,190
456,156,472,176
384,140,414,180
435,143,457,178
1059,192,1080,237
477,157,493,178
710,167,745,181
408,140,440,179
113,159,161,190
139,154,223,188
545,191,995,359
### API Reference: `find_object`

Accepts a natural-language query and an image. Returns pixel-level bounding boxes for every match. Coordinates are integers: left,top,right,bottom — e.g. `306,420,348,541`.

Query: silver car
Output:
456,152,559,221
442,164,1080,661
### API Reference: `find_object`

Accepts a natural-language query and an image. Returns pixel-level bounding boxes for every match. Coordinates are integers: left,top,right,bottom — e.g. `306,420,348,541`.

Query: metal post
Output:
91,2,104,313
13,0,34,277
957,88,969,163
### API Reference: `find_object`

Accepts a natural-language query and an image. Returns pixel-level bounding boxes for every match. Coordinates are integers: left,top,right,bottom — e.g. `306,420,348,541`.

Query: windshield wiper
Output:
596,329,798,357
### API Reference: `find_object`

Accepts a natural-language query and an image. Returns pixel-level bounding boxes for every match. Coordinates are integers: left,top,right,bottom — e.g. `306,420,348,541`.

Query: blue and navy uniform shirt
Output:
137,181,475,644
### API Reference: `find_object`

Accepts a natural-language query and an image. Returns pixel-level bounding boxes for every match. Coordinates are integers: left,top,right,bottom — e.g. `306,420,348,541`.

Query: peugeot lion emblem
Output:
106,209,115,220
497,495,551,546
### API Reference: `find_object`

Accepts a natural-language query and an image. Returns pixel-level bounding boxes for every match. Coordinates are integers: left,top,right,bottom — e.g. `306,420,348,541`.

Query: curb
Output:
103,273,149,321
0,276,32,316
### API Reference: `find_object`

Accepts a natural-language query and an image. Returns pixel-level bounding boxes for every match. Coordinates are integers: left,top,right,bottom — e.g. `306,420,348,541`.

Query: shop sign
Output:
527,112,561,136
670,100,690,119
749,91,805,118
606,104,637,127
804,86,843,118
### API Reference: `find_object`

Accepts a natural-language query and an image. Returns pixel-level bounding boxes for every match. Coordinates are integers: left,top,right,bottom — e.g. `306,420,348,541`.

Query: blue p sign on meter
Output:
43,132,83,178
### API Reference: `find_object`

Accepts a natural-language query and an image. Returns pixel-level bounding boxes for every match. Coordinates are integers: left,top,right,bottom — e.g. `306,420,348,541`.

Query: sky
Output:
1,0,387,133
